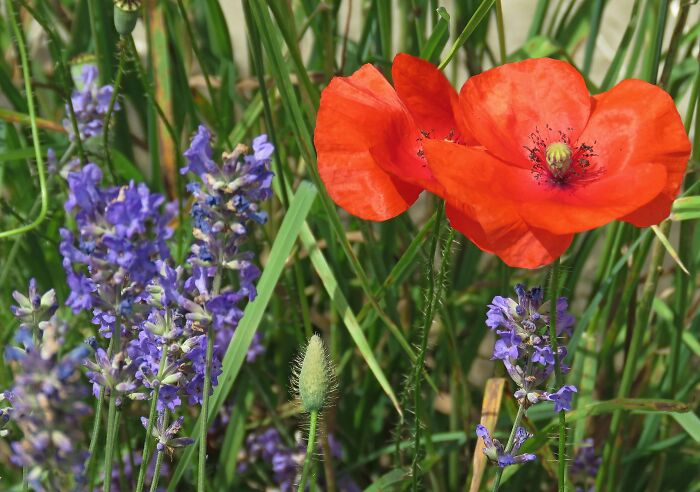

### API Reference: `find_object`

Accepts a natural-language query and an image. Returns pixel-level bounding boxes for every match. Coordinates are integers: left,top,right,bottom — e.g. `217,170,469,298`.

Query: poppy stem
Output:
548,257,567,491
298,410,319,492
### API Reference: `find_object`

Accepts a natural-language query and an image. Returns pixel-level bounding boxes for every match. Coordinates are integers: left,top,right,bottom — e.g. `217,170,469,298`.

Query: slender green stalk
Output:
0,0,48,239
148,450,164,492
19,0,87,165
411,203,446,491
197,273,221,491
103,316,123,492
494,0,507,64
548,258,566,492
197,323,215,492
103,38,128,182
491,404,527,491
136,340,169,492
298,410,319,492
86,387,105,491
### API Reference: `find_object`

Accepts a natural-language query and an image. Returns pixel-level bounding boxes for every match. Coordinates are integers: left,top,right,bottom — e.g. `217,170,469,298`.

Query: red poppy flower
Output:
424,57,691,268
314,54,465,220
315,54,567,267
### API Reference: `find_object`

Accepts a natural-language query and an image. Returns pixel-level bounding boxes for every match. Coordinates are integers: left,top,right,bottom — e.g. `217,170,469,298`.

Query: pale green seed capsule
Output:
298,335,329,413
113,0,141,36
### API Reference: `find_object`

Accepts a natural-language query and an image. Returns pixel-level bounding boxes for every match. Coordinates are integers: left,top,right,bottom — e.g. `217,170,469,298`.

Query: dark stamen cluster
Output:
526,125,600,187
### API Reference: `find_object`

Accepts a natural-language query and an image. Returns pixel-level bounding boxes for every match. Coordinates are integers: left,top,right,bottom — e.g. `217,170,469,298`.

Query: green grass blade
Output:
439,0,495,70
299,222,402,417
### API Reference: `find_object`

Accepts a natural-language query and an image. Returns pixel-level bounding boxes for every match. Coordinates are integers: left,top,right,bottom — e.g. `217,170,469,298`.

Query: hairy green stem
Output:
298,410,319,492
411,203,446,491
1,0,48,239
549,258,566,491
103,37,128,182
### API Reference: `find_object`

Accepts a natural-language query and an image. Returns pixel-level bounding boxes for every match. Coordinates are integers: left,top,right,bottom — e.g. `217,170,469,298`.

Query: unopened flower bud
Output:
296,335,331,413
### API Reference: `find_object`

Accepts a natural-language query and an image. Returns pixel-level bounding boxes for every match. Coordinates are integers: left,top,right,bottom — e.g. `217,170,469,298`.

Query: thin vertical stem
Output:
197,272,221,492
411,202,446,491
148,450,164,492
1,0,48,239
495,0,507,64
491,403,527,491
197,324,215,492
86,387,105,491
136,341,169,492
103,317,123,492
548,258,566,492
103,38,128,182
298,410,319,492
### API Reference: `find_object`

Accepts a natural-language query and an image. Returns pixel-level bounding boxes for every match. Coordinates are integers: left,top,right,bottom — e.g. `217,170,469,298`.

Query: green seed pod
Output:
296,335,331,413
113,0,141,36
69,54,97,89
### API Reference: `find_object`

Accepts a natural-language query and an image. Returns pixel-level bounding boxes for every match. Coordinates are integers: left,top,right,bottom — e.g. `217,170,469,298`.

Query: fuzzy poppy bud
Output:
297,335,330,413
113,0,141,35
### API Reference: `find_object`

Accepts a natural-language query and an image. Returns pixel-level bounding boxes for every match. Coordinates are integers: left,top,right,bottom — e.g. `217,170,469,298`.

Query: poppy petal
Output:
483,158,667,234
446,206,573,269
460,58,591,168
392,53,477,145
424,140,573,268
315,64,423,220
577,79,691,226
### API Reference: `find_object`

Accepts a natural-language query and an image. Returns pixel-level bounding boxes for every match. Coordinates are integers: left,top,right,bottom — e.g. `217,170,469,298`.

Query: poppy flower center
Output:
545,142,572,178
527,127,598,187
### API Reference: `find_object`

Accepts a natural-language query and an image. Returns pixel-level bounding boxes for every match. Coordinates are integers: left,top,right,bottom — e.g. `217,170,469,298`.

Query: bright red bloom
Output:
314,54,473,220
314,55,565,266
424,58,691,268
315,56,690,270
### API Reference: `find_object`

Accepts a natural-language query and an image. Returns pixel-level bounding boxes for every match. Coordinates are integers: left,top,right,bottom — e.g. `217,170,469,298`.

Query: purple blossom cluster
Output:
485,284,577,409
476,284,578,468
59,163,173,334
63,63,118,140
179,125,273,386
3,282,92,491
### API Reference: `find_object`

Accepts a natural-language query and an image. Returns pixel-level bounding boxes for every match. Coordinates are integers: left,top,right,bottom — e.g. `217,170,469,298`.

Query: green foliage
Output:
0,1,699,491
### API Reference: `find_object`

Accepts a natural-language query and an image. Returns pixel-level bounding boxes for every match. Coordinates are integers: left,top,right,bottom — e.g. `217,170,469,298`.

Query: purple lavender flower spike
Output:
179,125,273,400
476,425,536,468
3,317,92,490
